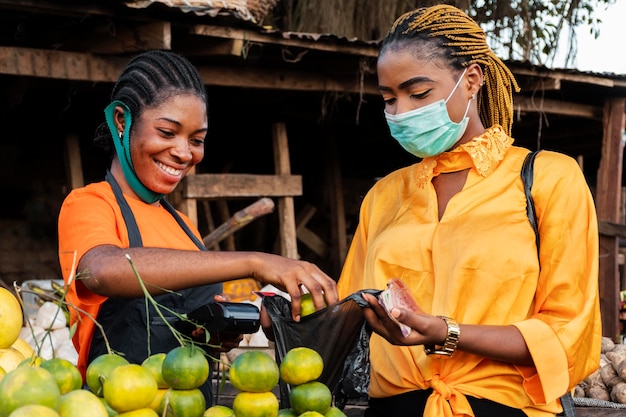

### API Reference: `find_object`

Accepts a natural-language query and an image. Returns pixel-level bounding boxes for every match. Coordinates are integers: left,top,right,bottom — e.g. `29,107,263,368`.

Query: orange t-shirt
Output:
58,181,207,377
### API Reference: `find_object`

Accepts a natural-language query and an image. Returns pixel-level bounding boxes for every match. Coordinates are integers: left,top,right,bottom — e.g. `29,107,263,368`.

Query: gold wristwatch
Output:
424,316,460,357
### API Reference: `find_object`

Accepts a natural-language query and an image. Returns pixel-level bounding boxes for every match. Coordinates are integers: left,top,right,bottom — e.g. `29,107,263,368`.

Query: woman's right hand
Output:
250,253,338,322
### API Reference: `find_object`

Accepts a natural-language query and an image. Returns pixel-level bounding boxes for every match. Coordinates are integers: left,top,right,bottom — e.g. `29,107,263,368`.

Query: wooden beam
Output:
81,21,172,54
596,97,625,341
0,47,124,81
190,25,379,57
0,46,378,94
64,133,83,190
273,122,299,259
183,173,302,199
514,96,603,119
599,221,626,239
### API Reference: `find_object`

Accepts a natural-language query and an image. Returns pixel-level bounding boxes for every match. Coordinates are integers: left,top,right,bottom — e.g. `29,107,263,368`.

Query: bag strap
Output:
521,151,540,256
520,151,577,417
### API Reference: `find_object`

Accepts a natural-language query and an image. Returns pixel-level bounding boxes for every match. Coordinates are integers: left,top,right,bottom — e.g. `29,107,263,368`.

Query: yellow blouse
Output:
337,126,601,417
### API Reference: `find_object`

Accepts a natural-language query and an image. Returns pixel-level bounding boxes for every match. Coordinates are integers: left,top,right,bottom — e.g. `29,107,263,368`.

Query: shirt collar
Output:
415,125,514,187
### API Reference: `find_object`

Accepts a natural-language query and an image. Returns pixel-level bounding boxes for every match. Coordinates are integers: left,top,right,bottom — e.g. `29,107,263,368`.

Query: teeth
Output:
157,162,183,176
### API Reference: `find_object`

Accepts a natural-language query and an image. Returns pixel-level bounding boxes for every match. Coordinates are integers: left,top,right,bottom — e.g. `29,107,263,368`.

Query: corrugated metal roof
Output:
124,0,278,24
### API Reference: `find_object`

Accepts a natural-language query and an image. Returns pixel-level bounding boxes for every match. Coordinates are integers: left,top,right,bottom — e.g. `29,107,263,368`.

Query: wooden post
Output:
596,98,625,341
272,122,299,259
325,131,347,279
64,133,84,190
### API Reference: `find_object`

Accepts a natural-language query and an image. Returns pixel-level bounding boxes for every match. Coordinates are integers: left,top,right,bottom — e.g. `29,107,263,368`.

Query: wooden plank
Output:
599,221,626,239
190,25,379,57
64,133,83,190
575,408,626,417
514,96,602,119
0,46,378,95
183,173,302,198
596,97,625,341
0,47,124,81
273,122,298,259
81,21,172,54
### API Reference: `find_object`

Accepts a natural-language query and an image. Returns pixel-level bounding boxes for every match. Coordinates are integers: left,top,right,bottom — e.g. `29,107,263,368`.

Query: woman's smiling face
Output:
129,93,207,196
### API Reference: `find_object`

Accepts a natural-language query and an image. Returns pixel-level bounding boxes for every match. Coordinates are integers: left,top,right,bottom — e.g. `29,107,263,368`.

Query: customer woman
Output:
57,50,337,396
337,5,601,417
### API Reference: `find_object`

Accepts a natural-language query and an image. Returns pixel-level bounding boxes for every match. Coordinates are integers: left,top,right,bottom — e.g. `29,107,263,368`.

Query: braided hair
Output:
380,5,520,135
95,50,208,154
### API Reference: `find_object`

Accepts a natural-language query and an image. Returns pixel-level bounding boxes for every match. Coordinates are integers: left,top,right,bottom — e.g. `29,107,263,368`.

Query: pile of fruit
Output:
1,287,349,417
574,336,626,404
208,346,346,417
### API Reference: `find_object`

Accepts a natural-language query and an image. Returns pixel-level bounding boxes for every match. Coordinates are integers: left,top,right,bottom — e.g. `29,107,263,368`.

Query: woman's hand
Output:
251,254,338,322
361,293,447,347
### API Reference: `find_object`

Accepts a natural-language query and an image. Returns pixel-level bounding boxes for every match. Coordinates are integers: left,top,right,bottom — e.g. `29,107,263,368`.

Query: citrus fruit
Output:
229,350,279,392
277,409,298,417
17,355,42,368
147,388,167,411
161,345,209,390
41,358,83,395
141,353,168,389
86,353,130,397
0,348,25,373
204,405,235,417
103,364,158,413
232,391,279,417
99,397,118,417
58,389,108,417
0,366,61,417
325,406,347,417
6,405,60,417
288,381,332,415
10,339,34,360
279,347,323,386
299,412,325,417
0,288,23,349
159,388,206,417
300,293,326,317
0,366,5,382
116,409,159,417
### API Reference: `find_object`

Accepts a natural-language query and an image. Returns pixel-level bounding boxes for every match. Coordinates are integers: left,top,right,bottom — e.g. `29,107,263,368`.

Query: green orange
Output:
203,405,235,417
232,391,279,417
58,389,109,417
288,381,332,415
0,366,61,417
161,346,209,390
141,353,168,389
5,405,60,417
159,388,206,417
229,351,279,393
102,364,157,413
279,347,323,386
40,358,82,395
86,353,130,397
116,409,159,417
325,406,347,417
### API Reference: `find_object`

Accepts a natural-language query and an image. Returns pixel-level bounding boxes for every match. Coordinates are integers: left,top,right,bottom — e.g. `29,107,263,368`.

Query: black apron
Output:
88,172,221,400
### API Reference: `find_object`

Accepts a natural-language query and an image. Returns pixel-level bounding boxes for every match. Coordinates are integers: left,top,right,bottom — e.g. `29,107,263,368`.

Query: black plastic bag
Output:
262,289,381,409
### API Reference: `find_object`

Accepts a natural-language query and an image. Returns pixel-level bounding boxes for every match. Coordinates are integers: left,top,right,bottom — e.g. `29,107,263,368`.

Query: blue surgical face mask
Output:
384,68,472,159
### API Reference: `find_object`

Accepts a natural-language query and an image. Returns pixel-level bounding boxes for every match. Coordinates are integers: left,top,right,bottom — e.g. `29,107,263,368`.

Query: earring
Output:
471,93,476,100
118,131,123,139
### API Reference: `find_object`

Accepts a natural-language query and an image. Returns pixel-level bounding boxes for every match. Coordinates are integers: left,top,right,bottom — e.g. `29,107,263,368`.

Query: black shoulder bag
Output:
522,151,576,417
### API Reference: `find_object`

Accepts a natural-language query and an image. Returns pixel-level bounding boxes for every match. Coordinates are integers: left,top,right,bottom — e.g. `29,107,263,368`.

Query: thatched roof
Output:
124,0,279,24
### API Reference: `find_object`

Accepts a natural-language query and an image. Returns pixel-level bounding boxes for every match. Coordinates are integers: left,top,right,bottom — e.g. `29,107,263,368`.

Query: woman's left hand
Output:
361,293,446,347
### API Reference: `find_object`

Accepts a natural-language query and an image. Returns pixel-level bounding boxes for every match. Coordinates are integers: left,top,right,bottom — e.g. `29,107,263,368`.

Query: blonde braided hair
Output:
381,5,520,135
